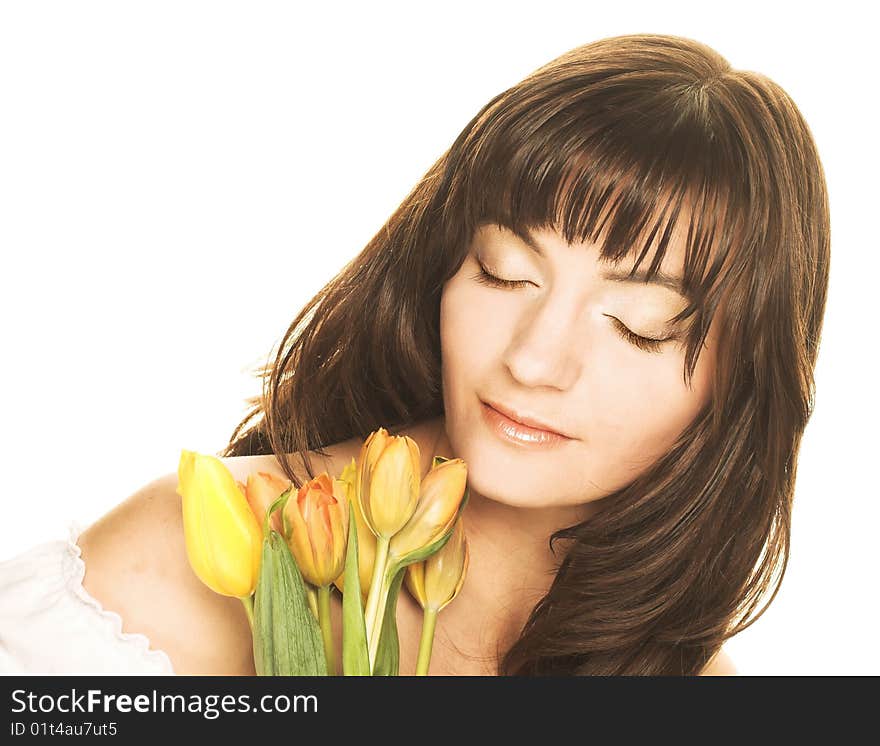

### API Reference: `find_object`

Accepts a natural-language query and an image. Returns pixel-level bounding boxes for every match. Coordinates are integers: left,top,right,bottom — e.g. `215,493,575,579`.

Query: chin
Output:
458,448,560,507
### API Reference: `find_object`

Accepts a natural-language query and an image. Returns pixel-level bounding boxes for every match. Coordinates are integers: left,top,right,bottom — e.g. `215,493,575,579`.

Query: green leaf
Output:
394,528,455,568
372,567,406,676
252,536,275,675
252,530,328,675
275,532,328,675
264,487,293,540
342,500,370,675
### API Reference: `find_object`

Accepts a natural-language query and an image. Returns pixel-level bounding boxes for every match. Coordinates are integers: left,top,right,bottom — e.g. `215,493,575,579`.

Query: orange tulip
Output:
283,472,350,588
236,471,289,536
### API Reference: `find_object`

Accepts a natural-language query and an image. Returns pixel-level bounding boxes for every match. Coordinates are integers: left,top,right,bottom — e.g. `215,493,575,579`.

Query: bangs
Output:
443,91,754,388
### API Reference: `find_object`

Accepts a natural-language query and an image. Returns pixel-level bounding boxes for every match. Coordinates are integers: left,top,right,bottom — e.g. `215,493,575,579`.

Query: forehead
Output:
476,216,692,296
481,182,708,276
508,221,688,276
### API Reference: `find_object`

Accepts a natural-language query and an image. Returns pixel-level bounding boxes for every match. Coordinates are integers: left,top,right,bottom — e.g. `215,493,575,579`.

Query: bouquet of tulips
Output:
175,427,470,675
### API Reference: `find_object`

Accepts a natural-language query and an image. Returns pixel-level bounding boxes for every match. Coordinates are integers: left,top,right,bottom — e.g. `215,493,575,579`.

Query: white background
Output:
1,1,876,675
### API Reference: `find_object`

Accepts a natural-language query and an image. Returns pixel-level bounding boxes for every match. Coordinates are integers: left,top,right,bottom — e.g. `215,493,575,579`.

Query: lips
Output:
481,399,572,439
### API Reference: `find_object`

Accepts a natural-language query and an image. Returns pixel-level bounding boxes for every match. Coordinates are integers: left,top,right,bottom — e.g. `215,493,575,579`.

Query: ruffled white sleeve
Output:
0,521,176,675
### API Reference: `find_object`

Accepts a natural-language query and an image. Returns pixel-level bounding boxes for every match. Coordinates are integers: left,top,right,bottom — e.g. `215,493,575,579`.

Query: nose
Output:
501,291,583,391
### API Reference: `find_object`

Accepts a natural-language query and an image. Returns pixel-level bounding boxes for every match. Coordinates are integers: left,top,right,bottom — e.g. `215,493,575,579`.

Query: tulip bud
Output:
283,472,350,588
405,518,469,612
176,450,263,598
388,458,468,564
333,458,376,605
357,428,421,539
238,471,288,536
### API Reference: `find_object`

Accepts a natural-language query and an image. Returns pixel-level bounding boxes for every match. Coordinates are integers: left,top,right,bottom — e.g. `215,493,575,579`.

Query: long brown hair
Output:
219,33,830,675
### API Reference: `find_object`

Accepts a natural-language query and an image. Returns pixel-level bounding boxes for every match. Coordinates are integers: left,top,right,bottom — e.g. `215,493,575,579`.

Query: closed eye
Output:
604,315,676,353
471,261,676,354
471,261,535,289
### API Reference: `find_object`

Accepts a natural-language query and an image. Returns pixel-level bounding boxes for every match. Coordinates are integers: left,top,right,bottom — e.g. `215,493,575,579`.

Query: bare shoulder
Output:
76,470,256,675
700,646,739,676
75,418,444,676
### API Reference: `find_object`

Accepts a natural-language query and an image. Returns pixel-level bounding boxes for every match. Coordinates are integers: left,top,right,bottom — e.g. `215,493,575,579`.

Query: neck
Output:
417,416,598,671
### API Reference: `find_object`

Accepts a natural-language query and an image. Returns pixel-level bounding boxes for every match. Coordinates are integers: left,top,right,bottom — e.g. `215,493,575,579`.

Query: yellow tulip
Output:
237,471,289,536
388,458,468,564
406,518,469,674
176,449,263,598
405,517,469,612
356,428,423,668
333,458,376,605
283,472,350,588
356,428,421,539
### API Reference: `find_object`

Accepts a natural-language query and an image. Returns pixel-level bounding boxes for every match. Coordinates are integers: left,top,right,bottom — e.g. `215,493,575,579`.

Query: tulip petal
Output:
284,484,322,586
284,472,349,588
404,560,428,609
177,450,262,597
244,471,288,535
388,459,467,561
369,436,420,537
357,428,391,535
424,518,469,610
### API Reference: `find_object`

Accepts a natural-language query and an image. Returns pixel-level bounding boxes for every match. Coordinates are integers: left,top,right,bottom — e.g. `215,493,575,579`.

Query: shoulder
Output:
74,420,442,676
699,646,739,676
76,470,256,674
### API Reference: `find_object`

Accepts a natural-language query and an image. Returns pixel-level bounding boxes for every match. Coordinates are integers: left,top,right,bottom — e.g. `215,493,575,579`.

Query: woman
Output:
0,33,829,675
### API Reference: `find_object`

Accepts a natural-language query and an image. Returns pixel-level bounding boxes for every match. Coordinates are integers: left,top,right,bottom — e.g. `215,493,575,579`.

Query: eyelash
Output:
471,262,673,354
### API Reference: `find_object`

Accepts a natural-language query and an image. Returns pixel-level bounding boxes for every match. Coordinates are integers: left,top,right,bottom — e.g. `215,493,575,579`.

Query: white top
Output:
0,521,176,675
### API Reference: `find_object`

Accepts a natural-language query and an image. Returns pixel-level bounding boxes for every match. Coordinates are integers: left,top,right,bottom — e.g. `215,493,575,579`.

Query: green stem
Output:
415,606,438,675
239,594,254,631
306,585,319,621
317,584,336,676
367,568,395,671
363,535,390,656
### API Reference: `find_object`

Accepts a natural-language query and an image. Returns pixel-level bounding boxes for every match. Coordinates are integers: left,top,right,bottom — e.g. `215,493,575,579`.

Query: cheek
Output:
440,275,507,379
592,343,715,473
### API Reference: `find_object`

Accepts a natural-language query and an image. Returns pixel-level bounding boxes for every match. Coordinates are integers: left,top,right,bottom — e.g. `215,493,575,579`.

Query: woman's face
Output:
439,220,719,510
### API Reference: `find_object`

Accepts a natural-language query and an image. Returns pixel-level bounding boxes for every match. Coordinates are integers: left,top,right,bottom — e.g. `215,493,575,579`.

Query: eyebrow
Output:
511,225,690,301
